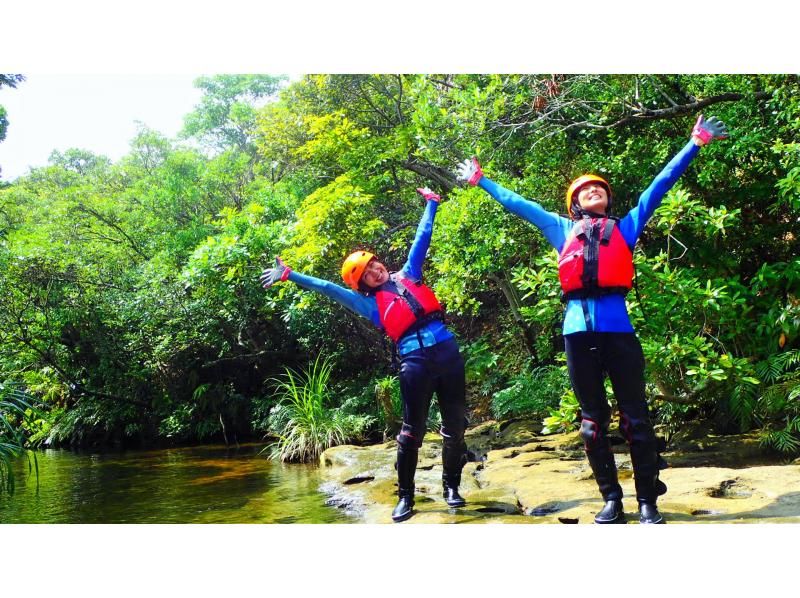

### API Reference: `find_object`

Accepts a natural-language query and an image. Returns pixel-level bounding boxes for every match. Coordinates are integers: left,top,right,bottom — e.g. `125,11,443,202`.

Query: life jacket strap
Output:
392,274,425,317
601,217,614,245
580,298,593,333
562,286,631,302
397,311,446,349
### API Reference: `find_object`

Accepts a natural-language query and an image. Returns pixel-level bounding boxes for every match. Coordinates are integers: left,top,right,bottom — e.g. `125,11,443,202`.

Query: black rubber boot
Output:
594,499,626,524
442,473,466,508
441,438,468,508
392,491,414,522
581,420,624,501
638,501,664,524
655,476,668,497
392,447,417,522
630,439,667,506
586,450,623,501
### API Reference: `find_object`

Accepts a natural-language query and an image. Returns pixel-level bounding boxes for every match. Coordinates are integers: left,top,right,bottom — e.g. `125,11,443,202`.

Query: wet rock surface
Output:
319,419,800,524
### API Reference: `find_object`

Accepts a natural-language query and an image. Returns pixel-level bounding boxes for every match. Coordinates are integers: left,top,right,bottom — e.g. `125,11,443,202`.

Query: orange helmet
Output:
565,174,612,218
341,250,375,290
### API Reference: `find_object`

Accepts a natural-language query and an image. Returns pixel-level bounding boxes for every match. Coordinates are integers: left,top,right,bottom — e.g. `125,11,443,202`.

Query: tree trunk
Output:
488,272,539,362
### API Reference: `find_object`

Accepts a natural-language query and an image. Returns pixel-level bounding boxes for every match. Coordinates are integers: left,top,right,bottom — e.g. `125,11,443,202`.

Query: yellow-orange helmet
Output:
341,250,375,290
566,174,612,218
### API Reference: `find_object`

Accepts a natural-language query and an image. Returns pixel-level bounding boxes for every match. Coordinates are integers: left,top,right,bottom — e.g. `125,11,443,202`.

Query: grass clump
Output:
266,356,373,463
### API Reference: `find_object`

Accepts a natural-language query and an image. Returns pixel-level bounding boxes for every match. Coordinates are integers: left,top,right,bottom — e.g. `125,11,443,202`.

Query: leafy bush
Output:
541,390,581,435
463,336,506,408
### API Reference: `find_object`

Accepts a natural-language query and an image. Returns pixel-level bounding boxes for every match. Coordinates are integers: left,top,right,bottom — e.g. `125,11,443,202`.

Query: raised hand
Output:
259,256,292,289
416,187,441,202
691,115,729,146
456,157,484,186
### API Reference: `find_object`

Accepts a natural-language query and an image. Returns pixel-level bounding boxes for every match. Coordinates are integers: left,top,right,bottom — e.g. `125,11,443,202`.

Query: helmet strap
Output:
571,205,610,220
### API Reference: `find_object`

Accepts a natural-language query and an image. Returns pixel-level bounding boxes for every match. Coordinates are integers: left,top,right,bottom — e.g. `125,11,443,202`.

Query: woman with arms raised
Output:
260,187,470,523
457,115,728,524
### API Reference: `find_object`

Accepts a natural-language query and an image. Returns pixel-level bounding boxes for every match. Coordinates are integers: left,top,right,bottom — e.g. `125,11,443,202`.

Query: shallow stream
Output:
0,443,350,524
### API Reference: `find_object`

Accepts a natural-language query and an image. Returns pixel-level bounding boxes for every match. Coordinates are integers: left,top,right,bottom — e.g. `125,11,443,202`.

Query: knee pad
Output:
619,411,655,446
440,421,467,442
580,418,605,449
397,423,423,449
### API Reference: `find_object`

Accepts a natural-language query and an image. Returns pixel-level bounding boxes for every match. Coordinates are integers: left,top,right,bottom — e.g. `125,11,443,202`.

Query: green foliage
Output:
0,382,38,495
182,74,287,152
755,350,800,454
0,74,25,147
372,375,401,430
432,189,541,315
760,417,800,454
284,175,386,272
541,390,581,435
2,73,800,453
464,337,502,395
265,356,374,462
491,365,567,420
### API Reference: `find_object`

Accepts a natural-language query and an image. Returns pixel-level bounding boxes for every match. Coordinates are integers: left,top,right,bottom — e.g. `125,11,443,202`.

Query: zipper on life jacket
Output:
582,217,598,288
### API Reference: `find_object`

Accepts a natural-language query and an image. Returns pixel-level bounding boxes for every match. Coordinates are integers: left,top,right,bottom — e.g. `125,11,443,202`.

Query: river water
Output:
0,443,351,523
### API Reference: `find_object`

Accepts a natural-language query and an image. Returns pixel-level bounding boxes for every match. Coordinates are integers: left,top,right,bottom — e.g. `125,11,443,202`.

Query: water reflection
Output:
0,444,352,524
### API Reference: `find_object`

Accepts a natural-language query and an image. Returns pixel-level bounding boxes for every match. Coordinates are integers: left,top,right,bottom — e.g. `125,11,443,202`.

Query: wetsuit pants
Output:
565,332,662,504
396,337,468,477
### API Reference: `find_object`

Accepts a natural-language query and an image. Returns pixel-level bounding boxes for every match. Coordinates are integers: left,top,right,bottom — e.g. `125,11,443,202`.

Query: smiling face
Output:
575,182,609,214
360,258,389,288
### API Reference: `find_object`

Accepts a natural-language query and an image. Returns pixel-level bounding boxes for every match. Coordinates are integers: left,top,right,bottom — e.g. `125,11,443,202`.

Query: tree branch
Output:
401,159,459,192
74,203,151,260
356,80,396,127
429,77,462,90
201,350,293,369
370,221,414,249
604,91,771,129
652,378,714,406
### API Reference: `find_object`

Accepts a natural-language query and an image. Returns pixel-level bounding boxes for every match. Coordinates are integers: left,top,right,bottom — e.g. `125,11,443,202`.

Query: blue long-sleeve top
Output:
478,140,700,335
287,198,454,355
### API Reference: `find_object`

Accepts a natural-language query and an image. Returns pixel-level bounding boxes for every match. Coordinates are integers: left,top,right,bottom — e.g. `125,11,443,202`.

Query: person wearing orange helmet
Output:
458,115,728,524
260,187,470,522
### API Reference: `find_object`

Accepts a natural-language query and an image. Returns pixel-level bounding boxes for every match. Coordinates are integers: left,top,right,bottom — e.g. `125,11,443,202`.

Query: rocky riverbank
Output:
319,419,800,524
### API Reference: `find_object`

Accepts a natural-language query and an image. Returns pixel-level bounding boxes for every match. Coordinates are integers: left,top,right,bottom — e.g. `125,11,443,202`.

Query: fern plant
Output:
753,350,800,454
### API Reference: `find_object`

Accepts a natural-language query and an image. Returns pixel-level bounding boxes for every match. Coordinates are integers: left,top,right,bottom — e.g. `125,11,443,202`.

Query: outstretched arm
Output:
402,187,440,281
456,157,570,251
621,115,729,245
260,257,380,325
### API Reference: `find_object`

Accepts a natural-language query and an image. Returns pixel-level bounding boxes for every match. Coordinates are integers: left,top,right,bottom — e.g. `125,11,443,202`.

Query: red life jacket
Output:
374,272,444,342
558,216,633,299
